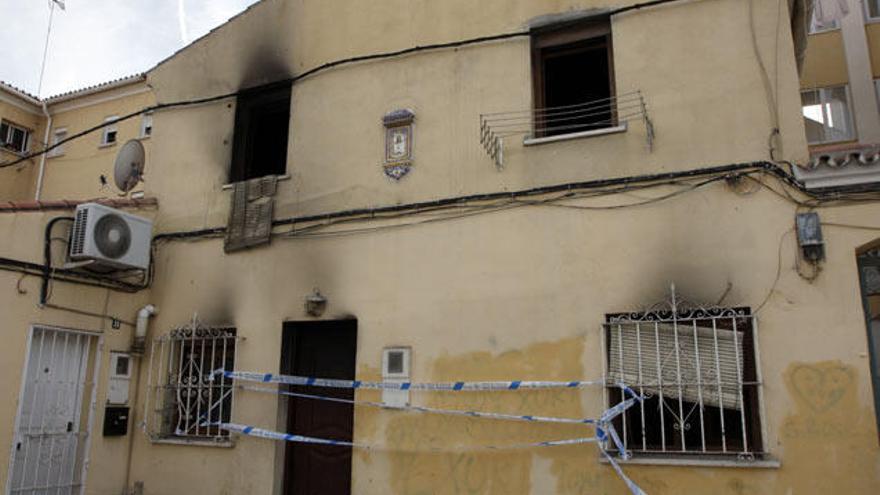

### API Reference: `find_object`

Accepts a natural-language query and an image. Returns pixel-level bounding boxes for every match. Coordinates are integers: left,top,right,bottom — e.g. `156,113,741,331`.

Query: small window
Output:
229,81,291,183
801,86,856,144
808,10,839,33
101,116,118,146
604,306,764,459
49,128,67,157
866,0,880,22
140,113,153,138
0,120,31,154
145,325,238,441
531,17,614,137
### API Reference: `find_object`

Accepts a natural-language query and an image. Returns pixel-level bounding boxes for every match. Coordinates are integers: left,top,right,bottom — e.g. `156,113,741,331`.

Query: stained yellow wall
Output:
801,29,849,88
867,22,880,78
3,0,880,494
40,84,156,201
0,96,44,200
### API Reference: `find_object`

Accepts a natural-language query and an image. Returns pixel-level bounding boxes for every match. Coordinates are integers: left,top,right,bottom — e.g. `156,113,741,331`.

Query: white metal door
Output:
7,327,99,495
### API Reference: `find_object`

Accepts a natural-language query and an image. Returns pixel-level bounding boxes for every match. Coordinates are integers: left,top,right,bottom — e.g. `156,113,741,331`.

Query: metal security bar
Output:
8,327,101,495
144,318,238,442
479,90,654,168
602,286,764,460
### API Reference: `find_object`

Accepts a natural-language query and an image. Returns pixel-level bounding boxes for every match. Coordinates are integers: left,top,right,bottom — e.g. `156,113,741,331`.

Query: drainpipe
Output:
132,304,156,354
124,304,156,495
34,101,51,200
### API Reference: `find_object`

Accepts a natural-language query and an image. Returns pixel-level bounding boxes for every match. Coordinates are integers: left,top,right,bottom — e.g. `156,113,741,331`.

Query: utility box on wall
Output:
103,406,129,436
382,347,411,408
108,352,131,405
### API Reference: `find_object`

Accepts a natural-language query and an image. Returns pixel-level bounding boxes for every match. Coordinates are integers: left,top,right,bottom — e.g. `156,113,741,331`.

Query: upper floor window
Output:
49,128,67,157
801,85,856,144
531,16,614,138
140,113,153,138
101,116,118,146
229,81,291,183
808,9,839,33
866,0,880,22
605,304,764,459
0,120,31,154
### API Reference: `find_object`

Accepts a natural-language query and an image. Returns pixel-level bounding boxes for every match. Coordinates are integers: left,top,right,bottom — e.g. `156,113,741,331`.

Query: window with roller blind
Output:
604,306,764,459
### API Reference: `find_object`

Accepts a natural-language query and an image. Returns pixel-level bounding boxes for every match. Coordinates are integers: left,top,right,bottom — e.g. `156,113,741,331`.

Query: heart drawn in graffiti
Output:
790,364,852,413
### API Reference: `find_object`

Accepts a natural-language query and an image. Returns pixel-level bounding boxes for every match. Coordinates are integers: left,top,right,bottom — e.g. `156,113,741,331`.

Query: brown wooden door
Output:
282,320,357,495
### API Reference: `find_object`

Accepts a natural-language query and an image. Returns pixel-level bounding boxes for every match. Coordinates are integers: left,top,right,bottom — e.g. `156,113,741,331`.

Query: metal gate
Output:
6,326,101,495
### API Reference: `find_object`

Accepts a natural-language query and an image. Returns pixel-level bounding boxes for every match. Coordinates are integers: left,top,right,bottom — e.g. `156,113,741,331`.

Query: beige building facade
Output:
1,0,880,494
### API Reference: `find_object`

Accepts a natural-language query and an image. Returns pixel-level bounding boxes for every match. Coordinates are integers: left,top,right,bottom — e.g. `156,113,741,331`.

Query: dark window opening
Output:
230,81,291,182
531,18,614,137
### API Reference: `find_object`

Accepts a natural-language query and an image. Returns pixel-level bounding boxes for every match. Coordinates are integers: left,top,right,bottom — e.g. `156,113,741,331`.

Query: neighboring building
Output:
1,1,880,494
798,0,880,187
0,75,155,201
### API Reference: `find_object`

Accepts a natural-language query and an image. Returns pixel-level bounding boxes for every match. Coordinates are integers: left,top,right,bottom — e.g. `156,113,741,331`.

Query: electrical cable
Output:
153,161,798,243
0,0,699,169
755,227,794,314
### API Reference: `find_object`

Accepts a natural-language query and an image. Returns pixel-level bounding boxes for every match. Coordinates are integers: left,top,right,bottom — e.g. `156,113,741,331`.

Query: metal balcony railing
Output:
480,90,654,168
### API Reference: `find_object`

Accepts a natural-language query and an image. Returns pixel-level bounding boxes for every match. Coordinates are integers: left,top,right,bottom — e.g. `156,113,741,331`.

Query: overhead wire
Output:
0,0,698,169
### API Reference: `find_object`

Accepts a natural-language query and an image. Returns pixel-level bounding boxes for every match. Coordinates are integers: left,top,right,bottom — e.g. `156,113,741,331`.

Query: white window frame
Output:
140,113,153,139
144,322,238,445
801,85,857,145
100,116,118,147
873,78,880,114
0,119,32,155
865,0,880,23
49,127,67,157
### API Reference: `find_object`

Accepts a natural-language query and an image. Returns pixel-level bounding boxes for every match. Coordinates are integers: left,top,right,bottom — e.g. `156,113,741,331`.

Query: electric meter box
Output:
107,352,131,405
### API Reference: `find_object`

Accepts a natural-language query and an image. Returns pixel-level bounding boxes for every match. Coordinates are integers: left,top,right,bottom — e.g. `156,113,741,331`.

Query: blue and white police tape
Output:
219,422,645,494
240,384,600,425
600,447,647,495
219,422,600,451
215,369,607,391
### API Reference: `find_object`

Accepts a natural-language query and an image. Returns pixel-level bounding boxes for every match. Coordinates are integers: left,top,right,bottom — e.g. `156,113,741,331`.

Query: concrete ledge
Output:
599,455,781,469
523,123,627,146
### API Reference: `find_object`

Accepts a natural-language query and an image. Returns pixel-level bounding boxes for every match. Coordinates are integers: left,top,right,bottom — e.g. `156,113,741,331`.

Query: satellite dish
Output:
113,139,145,192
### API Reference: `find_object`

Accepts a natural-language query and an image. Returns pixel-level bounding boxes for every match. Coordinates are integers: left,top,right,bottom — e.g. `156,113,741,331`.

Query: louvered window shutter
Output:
608,323,743,409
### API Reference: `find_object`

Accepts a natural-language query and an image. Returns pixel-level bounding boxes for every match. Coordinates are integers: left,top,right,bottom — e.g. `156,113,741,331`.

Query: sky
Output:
0,0,262,98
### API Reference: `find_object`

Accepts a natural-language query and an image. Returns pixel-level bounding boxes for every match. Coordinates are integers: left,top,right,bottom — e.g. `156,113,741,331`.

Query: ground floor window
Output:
604,294,764,459
145,321,237,442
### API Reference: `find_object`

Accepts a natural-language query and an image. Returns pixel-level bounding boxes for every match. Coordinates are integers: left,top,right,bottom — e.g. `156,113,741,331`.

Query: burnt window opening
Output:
604,308,765,459
230,81,291,183
531,17,615,137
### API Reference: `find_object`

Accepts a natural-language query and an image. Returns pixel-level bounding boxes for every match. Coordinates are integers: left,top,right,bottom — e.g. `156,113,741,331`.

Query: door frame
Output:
278,318,357,495
5,325,103,495
856,247,880,444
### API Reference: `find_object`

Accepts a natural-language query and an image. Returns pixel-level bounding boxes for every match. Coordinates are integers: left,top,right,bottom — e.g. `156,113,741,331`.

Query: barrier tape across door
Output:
213,369,646,495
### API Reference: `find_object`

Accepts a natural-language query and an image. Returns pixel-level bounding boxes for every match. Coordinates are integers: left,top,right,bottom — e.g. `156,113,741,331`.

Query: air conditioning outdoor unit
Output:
69,203,153,271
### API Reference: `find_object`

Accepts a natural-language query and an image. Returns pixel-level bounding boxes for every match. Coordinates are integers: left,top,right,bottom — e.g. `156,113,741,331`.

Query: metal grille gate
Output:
6,327,101,495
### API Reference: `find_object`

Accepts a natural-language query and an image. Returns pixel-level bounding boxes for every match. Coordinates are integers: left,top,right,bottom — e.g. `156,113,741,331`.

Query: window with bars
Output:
145,324,237,442
604,303,764,460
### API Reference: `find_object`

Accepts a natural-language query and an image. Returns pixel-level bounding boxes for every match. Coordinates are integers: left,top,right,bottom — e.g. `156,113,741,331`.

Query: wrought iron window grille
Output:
144,317,239,443
602,285,765,461
479,91,654,169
